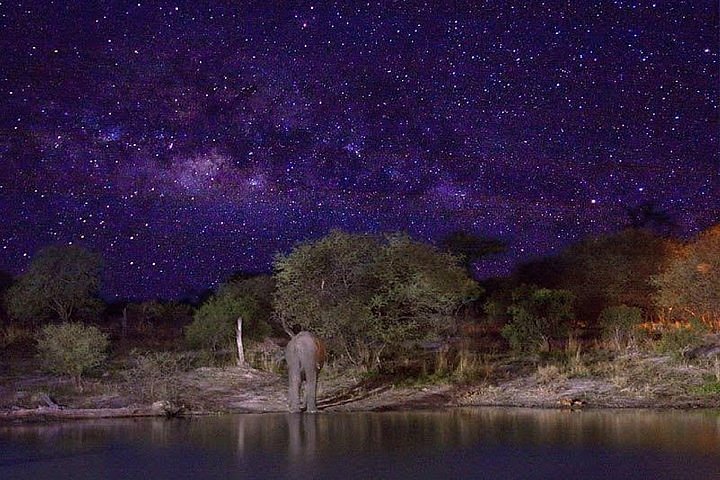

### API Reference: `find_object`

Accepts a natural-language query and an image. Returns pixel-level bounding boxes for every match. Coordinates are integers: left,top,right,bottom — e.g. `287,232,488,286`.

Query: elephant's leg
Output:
304,364,318,413
287,357,302,413
299,372,307,410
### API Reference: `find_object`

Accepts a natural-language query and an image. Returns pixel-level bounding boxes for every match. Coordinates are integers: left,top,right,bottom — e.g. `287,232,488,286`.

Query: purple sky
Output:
0,1,718,300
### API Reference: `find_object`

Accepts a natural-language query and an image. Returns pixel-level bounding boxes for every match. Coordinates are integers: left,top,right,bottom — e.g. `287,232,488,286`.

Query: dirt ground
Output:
1,348,719,423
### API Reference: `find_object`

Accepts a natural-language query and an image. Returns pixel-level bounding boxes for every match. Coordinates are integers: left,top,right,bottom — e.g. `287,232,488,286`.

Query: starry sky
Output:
0,1,718,300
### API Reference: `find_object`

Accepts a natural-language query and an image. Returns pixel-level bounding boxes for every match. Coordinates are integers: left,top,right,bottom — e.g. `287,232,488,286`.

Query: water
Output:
1,408,719,479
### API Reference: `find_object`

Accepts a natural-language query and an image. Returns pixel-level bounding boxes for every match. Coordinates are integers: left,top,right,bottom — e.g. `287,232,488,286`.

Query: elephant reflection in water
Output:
286,331,326,413
287,412,319,464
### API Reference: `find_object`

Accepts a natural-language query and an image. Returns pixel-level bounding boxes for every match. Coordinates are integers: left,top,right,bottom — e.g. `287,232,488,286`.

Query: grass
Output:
694,378,720,396
0,324,35,350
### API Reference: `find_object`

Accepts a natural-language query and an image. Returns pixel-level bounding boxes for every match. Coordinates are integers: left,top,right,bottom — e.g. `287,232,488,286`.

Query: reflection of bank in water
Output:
2,409,719,479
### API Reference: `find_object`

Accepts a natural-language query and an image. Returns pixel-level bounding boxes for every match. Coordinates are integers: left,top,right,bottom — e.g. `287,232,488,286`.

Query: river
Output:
1,408,719,479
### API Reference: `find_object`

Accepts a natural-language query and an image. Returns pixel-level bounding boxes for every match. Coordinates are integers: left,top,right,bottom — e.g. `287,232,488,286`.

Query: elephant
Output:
286,331,326,413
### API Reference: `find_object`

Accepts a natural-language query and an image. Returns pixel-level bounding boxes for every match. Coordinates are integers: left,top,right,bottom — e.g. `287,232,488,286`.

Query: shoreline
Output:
3,347,719,425
2,386,718,425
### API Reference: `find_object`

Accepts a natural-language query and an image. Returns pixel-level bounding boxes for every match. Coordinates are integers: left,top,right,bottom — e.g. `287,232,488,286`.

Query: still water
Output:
1,408,719,479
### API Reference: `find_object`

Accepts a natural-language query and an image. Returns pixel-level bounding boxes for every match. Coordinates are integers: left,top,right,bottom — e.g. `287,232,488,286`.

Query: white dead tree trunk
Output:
236,316,246,367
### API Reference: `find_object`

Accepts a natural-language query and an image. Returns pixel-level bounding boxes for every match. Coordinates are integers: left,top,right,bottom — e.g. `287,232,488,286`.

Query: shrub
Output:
123,350,192,402
0,323,34,349
557,229,673,324
695,379,720,396
185,304,236,353
274,230,481,368
185,291,270,364
653,224,720,324
599,305,643,350
36,322,109,387
501,285,575,353
5,245,103,323
656,319,708,357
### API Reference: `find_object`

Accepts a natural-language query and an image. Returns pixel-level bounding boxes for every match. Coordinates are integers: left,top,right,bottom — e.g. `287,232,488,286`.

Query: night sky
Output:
0,1,717,300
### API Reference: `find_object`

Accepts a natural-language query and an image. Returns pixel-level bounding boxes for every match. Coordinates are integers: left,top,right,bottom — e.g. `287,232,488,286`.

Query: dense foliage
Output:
35,322,109,387
557,229,674,323
653,225,720,323
185,277,272,357
274,231,480,366
598,305,644,350
4,246,103,323
501,285,575,352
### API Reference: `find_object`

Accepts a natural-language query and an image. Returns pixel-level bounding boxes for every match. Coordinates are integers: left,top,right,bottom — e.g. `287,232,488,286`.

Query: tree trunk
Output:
236,316,246,367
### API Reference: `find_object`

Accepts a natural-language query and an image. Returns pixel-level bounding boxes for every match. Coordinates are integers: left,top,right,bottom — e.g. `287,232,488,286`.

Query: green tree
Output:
274,230,481,366
274,230,378,364
218,274,275,332
36,322,109,388
598,305,644,350
653,224,720,323
369,234,481,356
4,246,103,323
185,280,271,358
501,285,575,353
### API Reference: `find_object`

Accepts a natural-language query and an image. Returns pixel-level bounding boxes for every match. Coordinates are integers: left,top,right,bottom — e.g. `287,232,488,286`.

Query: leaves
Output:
501,285,575,352
185,276,272,355
4,245,103,323
653,224,720,322
273,230,481,366
36,322,109,384
557,229,674,323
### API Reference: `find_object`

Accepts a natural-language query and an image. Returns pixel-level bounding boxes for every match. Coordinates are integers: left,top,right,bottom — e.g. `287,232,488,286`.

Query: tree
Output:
440,231,506,276
653,224,720,323
218,274,276,333
185,278,272,362
4,245,103,323
274,230,481,366
501,285,575,353
0,270,13,324
369,234,481,357
273,230,379,364
598,305,644,351
556,229,674,324
625,201,677,237
36,322,109,388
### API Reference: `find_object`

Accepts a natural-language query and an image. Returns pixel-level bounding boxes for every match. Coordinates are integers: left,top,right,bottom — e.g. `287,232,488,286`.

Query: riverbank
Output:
2,348,719,424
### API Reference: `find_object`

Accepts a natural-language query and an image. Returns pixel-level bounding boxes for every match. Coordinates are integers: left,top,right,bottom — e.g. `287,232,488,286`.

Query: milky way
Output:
0,1,718,299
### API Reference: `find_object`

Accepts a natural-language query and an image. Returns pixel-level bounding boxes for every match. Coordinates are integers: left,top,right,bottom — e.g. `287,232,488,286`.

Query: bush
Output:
4,245,103,323
36,322,109,387
185,290,270,363
123,350,192,402
653,224,720,324
0,323,34,350
274,230,481,368
599,305,643,350
501,285,575,353
185,305,236,353
557,229,673,324
656,319,708,357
